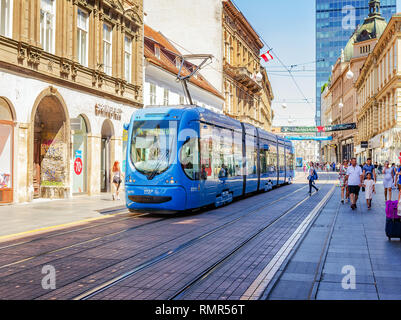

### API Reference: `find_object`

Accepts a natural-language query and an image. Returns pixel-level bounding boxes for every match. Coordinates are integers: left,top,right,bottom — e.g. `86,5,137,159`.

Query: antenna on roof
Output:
176,54,213,105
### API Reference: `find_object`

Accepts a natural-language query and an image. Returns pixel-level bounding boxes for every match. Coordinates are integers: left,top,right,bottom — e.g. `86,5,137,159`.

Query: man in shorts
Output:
345,158,363,210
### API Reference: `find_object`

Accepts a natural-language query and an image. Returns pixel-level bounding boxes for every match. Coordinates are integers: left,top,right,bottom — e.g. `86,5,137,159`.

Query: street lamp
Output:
338,99,344,108
282,103,287,109
346,68,354,80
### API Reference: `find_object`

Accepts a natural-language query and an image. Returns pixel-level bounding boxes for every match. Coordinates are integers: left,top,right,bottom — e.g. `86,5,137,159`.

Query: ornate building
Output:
355,12,401,164
0,0,144,203
222,0,273,131
327,0,387,162
143,0,274,132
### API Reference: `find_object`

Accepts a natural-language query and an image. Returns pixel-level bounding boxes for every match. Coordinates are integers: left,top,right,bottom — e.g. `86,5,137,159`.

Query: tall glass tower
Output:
315,0,396,126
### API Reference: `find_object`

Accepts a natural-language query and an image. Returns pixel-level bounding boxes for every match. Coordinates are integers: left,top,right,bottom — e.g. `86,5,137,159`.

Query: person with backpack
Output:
344,158,363,210
307,162,319,196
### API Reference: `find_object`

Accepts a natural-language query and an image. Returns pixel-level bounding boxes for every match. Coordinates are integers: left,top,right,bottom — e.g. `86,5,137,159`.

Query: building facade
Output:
320,85,336,162
355,13,401,164
324,0,387,162
0,0,144,204
143,25,224,112
144,0,274,131
315,0,396,126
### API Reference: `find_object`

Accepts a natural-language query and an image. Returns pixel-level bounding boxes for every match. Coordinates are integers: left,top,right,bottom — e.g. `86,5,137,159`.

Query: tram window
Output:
131,120,177,177
180,138,200,180
268,144,277,173
260,140,269,174
221,128,234,177
246,134,257,175
233,131,242,176
212,126,223,178
200,124,213,179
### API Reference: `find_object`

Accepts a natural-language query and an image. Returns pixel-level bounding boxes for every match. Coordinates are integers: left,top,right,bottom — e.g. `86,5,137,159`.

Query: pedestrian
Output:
383,161,394,201
397,164,401,191
362,158,377,194
391,163,397,189
307,161,319,196
111,161,123,200
363,172,375,210
339,159,349,204
378,163,383,175
344,158,363,210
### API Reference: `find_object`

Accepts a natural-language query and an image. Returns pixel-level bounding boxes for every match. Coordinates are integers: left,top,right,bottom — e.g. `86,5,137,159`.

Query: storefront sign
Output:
285,136,333,141
361,141,368,149
281,123,357,133
74,157,83,175
95,104,123,121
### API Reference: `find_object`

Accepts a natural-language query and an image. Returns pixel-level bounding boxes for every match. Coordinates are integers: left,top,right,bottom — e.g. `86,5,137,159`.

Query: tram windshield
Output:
131,120,177,178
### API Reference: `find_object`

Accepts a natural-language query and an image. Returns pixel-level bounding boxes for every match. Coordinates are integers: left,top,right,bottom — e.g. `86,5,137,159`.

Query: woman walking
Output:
111,161,123,200
308,162,319,196
383,161,395,201
339,160,349,204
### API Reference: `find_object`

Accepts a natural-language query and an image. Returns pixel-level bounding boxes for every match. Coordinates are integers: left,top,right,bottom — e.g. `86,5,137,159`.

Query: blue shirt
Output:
363,164,375,178
398,167,401,184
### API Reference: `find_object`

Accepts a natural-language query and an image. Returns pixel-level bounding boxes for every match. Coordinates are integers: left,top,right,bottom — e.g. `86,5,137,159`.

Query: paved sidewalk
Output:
266,179,401,300
0,192,126,238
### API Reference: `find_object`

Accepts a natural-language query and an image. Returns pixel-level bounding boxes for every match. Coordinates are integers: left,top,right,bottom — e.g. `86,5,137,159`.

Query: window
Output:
245,133,257,176
130,120,177,178
124,36,132,82
40,0,56,54
163,88,169,105
233,131,242,176
77,9,88,66
180,138,200,180
200,123,214,179
103,23,112,76
149,83,156,105
0,0,12,37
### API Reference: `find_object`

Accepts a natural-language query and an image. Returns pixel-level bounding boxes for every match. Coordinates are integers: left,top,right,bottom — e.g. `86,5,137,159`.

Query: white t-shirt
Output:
346,165,363,186
347,165,362,186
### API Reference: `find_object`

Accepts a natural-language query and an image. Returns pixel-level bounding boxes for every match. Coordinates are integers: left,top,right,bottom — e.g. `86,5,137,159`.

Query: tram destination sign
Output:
280,123,357,133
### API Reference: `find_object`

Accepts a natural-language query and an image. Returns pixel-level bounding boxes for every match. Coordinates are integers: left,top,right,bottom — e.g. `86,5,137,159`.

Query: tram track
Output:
71,180,325,300
0,182,307,272
168,179,335,300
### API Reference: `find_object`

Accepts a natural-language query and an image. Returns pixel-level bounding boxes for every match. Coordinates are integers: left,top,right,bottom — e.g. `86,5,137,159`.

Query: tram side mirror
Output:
123,123,130,131
185,136,191,142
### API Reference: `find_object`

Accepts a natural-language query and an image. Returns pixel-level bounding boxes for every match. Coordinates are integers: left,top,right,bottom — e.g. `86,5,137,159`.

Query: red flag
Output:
261,50,273,62
317,126,325,132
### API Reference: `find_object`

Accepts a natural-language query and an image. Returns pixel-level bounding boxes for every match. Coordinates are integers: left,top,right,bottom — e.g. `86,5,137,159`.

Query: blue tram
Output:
124,106,295,212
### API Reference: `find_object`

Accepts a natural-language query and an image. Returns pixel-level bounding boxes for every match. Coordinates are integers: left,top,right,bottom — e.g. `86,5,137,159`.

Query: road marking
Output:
240,185,336,300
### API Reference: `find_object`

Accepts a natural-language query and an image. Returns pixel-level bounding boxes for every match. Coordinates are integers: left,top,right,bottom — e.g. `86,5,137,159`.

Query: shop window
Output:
0,99,14,203
40,0,56,54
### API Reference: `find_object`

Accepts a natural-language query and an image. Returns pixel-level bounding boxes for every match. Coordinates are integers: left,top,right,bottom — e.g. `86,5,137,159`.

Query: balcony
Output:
224,63,262,93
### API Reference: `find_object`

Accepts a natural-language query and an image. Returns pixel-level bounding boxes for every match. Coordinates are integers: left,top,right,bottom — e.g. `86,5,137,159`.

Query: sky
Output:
234,0,401,128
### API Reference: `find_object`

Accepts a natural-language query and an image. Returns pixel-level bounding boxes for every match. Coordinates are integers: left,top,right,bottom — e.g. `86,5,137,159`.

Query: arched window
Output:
0,97,14,203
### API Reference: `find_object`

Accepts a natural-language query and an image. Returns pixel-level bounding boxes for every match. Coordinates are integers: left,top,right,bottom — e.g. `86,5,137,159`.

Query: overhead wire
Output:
230,0,316,116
